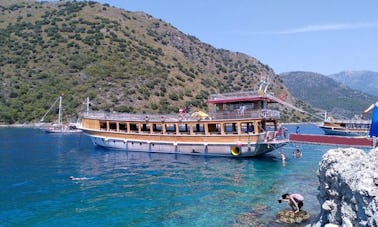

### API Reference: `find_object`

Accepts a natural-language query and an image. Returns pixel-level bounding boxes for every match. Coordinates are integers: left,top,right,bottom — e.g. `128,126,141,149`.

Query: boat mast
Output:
258,75,270,110
86,97,90,116
40,96,60,122
58,95,63,127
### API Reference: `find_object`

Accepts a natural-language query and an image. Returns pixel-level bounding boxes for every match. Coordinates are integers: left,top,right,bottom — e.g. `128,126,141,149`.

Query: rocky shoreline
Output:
312,147,378,226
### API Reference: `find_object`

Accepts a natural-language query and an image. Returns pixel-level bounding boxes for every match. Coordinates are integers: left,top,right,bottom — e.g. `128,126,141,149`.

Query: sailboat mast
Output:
86,97,90,116
58,95,62,127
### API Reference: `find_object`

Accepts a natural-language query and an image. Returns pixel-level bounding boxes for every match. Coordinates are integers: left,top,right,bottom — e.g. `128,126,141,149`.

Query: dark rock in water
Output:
249,204,268,216
276,210,310,224
232,213,266,227
231,204,267,227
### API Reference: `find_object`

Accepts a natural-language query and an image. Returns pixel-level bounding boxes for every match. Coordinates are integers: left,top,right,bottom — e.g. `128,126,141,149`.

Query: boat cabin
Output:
82,91,281,140
80,89,287,157
208,91,280,120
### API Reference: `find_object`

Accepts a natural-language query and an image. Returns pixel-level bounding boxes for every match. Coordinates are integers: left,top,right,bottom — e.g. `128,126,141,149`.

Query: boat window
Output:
240,122,254,134
141,123,151,133
166,124,176,134
178,124,190,134
223,104,230,111
153,123,162,133
230,103,239,111
259,101,264,109
215,104,223,112
129,123,138,132
119,123,126,132
109,122,117,131
192,123,205,135
224,123,238,134
208,123,221,134
100,121,107,130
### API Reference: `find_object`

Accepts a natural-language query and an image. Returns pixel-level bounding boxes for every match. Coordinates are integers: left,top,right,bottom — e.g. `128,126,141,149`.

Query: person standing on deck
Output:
363,101,378,137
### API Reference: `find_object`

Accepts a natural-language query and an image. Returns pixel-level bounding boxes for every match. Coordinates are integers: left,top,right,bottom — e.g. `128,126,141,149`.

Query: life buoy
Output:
230,146,241,156
178,115,183,121
145,115,149,121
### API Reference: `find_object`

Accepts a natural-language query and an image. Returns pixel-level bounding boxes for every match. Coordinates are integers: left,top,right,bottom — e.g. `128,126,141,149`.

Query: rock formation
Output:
276,210,310,224
312,147,378,226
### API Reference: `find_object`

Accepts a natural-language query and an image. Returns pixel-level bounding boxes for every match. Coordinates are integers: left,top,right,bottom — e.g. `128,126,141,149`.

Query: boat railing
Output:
209,91,261,99
211,109,280,120
325,118,371,125
84,111,180,121
84,109,280,122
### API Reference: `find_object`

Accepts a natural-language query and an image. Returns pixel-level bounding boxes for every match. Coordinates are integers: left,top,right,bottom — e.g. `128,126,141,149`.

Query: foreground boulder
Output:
313,148,378,226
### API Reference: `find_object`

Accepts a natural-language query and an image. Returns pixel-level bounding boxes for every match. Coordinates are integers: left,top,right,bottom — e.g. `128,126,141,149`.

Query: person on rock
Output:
278,193,304,213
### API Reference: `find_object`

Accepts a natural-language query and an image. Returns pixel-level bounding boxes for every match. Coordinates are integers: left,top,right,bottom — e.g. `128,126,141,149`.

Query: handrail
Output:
209,91,261,99
83,109,280,122
324,119,371,124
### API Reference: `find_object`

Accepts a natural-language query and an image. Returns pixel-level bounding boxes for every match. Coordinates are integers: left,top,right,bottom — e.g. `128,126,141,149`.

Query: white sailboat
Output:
40,95,81,133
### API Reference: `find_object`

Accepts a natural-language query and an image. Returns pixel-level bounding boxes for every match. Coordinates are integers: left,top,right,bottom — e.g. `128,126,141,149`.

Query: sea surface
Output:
0,124,368,226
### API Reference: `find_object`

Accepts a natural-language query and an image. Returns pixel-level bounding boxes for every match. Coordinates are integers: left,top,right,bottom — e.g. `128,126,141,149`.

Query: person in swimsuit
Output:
279,193,304,213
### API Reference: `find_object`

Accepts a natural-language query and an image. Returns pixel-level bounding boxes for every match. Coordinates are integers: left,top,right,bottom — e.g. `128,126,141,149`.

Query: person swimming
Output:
70,176,90,181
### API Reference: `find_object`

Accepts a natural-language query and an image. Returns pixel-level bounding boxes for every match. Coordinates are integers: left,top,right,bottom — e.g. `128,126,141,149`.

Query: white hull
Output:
88,134,286,157
45,128,82,133
319,126,369,137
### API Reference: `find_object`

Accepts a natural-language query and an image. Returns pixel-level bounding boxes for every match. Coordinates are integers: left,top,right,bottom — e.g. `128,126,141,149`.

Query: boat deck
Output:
289,133,375,148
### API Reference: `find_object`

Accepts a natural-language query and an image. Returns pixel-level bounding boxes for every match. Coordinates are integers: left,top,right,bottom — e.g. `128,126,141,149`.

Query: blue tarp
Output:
370,104,378,137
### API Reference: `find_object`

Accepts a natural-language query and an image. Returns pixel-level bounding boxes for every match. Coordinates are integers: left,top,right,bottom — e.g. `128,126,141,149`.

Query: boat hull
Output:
319,126,368,137
290,133,374,148
84,131,287,157
45,128,82,133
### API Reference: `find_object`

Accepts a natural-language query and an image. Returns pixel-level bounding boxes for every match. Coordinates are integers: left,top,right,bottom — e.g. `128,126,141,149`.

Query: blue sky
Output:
95,0,378,75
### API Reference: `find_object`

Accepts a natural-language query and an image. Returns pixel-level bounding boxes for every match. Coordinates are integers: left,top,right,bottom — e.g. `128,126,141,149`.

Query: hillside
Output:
328,71,378,97
280,71,377,118
0,0,310,124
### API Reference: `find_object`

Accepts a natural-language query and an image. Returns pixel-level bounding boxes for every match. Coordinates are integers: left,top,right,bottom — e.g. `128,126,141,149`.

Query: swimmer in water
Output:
70,176,90,181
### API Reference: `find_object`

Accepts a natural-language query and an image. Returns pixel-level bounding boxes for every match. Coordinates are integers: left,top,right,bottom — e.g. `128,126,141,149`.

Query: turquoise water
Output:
0,125,347,226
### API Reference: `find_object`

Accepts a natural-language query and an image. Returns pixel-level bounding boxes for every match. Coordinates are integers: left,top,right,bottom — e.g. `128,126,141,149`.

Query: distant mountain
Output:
279,71,377,118
328,71,378,96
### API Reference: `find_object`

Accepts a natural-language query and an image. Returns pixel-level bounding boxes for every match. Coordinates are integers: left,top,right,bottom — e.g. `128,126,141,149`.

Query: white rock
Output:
312,148,378,226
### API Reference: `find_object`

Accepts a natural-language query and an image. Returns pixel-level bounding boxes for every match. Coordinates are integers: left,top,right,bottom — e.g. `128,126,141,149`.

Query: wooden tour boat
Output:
319,114,370,136
80,84,288,157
